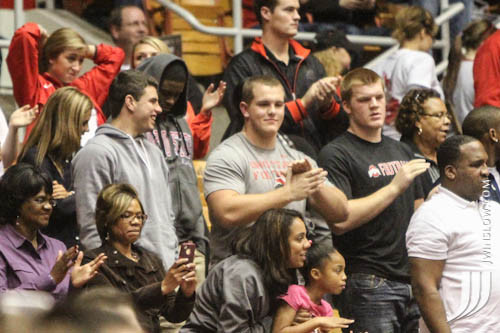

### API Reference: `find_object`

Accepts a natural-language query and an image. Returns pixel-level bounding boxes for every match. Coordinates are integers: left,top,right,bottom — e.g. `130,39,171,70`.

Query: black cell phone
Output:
179,242,196,264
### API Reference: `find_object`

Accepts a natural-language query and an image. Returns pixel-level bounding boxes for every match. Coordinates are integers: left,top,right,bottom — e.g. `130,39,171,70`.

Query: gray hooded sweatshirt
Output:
137,54,209,255
72,124,178,268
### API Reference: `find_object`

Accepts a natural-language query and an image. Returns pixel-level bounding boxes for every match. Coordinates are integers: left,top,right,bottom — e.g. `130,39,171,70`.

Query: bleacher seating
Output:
143,0,233,76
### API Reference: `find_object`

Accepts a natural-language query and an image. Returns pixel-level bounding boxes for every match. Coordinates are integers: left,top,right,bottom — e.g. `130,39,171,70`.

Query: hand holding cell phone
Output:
161,243,196,296
179,241,196,264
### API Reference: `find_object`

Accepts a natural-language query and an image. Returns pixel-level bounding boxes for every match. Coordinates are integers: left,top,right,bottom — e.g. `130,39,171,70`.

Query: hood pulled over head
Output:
136,53,188,118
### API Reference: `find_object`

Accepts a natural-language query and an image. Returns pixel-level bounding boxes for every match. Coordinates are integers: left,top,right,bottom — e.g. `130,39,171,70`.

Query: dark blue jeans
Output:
336,273,420,333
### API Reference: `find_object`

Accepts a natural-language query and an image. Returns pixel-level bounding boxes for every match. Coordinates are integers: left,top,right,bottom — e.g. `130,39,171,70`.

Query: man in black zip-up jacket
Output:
222,0,348,153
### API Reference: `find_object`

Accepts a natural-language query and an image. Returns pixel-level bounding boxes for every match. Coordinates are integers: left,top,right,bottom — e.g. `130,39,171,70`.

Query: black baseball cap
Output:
314,29,359,53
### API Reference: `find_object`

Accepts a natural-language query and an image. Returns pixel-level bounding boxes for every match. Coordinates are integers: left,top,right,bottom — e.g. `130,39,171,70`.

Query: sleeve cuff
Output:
287,99,308,124
195,111,213,123
320,96,341,120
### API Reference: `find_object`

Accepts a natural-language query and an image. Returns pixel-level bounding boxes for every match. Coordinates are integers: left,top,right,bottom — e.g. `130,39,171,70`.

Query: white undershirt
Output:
80,108,98,146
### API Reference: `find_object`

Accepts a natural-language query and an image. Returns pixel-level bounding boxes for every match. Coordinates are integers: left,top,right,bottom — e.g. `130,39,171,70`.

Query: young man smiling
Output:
222,0,347,153
72,70,178,269
204,75,348,265
318,68,429,332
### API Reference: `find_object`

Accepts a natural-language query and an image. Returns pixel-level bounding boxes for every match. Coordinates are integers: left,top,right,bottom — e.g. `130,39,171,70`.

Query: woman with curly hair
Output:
396,88,450,195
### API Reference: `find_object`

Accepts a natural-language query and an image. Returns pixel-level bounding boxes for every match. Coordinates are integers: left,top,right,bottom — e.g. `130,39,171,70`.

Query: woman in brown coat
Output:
83,183,196,332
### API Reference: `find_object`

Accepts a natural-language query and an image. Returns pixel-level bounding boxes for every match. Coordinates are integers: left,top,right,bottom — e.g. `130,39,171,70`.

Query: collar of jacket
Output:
41,71,64,89
100,243,159,275
250,37,311,60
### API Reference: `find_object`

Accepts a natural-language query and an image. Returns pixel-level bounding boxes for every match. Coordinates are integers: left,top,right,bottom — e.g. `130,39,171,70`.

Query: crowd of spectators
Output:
1,0,500,332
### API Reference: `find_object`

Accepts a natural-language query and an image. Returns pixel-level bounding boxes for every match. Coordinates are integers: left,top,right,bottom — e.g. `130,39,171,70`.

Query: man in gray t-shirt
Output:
204,75,349,264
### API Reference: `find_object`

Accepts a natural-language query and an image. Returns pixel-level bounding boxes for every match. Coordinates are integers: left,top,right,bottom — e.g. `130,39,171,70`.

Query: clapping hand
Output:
302,77,341,109
50,245,79,284
52,181,74,200
71,251,106,288
285,164,327,201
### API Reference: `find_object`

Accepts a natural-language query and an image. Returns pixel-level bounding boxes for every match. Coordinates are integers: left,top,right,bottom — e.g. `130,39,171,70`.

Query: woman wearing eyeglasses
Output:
82,183,196,333
0,163,106,300
19,87,92,248
396,89,451,196
370,6,443,141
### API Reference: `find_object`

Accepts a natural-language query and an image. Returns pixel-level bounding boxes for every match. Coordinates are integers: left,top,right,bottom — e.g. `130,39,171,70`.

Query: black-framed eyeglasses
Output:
419,112,452,120
120,213,148,223
32,197,57,207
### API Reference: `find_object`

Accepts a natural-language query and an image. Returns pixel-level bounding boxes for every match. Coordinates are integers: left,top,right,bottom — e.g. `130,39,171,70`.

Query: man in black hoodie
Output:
137,55,211,292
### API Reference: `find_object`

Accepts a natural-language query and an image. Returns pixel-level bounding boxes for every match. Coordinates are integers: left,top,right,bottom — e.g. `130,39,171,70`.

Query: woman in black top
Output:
19,87,92,247
396,88,451,196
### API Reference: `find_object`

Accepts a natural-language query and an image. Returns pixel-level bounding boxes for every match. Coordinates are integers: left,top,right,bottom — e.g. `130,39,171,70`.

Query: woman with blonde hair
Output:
312,29,354,77
132,36,170,69
7,23,124,140
442,19,496,125
371,5,443,140
19,87,92,247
